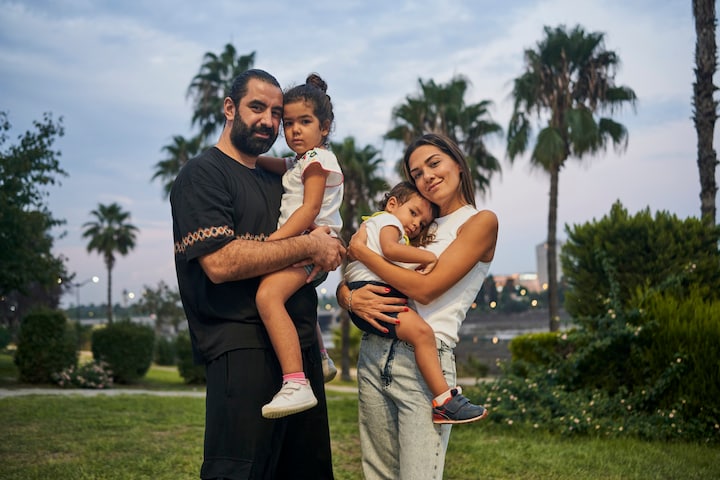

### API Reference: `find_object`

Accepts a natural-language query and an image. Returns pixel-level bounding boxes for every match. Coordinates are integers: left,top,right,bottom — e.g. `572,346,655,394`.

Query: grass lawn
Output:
1,352,718,479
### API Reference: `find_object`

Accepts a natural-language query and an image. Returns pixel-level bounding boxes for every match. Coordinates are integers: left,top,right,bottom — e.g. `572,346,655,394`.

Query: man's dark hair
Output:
228,69,281,106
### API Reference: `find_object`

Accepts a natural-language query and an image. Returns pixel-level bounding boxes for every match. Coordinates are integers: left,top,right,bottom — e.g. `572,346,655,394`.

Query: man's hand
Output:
303,227,345,281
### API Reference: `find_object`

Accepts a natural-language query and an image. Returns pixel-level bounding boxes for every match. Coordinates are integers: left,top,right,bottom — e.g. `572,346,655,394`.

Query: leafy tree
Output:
187,45,256,141
82,203,138,323
151,133,205,199
135,280,185,335
152,45,255,199
331,136,387,381
561,201,720,320
692,0,718,225
0,111,69,327
385,74,503,195
506,24,637,331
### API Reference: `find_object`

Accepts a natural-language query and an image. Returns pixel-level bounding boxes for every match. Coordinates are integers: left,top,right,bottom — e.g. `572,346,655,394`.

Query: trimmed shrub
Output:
636,287,720,414
509,331,571,366
91,320,155,384
175,331,205,385
561,201,720,319
0,324,11,350
154,336,177,366
14,309,77,383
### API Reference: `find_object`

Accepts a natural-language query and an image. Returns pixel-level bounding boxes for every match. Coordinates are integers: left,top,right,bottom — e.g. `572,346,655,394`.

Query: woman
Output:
336,133,498,479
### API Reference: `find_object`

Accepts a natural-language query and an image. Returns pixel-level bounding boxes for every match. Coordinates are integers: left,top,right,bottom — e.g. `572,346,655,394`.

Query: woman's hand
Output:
339,282,407,334
347,222,369,263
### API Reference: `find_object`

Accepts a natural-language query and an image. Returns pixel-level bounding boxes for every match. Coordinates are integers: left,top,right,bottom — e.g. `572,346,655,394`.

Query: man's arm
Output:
199,227,345,283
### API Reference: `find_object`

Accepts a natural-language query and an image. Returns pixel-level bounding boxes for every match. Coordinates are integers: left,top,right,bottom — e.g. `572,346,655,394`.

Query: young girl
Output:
345,181,487,424
256,73,343,419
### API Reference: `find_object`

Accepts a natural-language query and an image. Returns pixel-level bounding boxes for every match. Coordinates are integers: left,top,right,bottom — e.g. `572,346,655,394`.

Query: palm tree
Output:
692,0,718,226
506,24,637,331
151,134,205,199
385,75,503,196
187,45,256,141
331,136,387,381
82,203,139,323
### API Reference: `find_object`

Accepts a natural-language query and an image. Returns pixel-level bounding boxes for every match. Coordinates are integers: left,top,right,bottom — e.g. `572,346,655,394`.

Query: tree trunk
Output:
693,0,719,225
106,265,113,324
547,165,561,332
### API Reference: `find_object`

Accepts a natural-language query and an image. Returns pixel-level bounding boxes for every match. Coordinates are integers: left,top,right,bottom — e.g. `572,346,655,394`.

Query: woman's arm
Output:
269,162,327,241
348,209,498,304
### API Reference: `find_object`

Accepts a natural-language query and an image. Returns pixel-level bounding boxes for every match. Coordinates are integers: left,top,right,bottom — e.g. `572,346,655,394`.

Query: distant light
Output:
531,299,538,307
489,301,497,309
324,303,332,310
492,336,499,344
92,276,100,283
127,292,135,300
471,302,477,309
542,283,548,290
320,288,327,295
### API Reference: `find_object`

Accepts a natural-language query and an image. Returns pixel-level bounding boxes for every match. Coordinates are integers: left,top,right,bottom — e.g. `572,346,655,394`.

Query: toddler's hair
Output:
378,182,438,246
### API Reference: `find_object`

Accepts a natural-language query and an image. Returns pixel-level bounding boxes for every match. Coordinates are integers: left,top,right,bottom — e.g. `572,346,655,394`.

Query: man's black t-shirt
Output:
171,147,318,363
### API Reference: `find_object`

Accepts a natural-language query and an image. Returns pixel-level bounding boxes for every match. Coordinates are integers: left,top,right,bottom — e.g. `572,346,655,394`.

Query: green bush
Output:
509,331,573,367
487,202,720,443
486,284,720,443
561,201,720,319
91,320,155,384
175,331,206,384
636,287,720,414
154,336,177,366
0,324,12,350
14,309,77,383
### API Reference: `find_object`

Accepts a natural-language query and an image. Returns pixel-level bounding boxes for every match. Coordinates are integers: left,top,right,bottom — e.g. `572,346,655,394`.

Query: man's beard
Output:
229,111,277,156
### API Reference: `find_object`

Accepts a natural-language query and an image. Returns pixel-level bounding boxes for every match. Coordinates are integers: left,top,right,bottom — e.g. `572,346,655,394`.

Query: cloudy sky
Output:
1,0,715,307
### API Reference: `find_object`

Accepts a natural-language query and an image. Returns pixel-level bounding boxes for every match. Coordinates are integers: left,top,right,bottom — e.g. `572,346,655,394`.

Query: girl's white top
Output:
410,204,491,348
278,147,343,235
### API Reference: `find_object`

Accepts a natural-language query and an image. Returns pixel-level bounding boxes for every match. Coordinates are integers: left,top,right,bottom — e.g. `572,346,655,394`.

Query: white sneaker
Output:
261,381,318,419
322,353,337,383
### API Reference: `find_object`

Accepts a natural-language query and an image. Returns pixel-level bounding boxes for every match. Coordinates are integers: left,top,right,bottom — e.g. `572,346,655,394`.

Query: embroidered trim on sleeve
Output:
175,225,235,255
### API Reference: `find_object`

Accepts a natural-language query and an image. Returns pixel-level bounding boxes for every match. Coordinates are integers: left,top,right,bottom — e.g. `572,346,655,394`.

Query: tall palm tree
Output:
385,75,503,196
187,45,256,141
82,203,139,323
151,134,205,199
692,0,718,226
506,24,637,331
331,136,387,381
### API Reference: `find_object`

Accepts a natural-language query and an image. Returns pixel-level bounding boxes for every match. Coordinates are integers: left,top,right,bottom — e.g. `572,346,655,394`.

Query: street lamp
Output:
72,276,99,320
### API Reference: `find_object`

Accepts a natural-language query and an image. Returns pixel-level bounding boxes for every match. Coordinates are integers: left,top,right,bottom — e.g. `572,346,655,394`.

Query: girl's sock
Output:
433,388,453,406
283,372,308,385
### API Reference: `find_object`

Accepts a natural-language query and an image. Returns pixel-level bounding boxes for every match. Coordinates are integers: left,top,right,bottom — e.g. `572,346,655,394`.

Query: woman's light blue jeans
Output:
357,332,456,480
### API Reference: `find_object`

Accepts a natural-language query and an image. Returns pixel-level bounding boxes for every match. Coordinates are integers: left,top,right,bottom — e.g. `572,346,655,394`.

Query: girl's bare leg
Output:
256,266,309,375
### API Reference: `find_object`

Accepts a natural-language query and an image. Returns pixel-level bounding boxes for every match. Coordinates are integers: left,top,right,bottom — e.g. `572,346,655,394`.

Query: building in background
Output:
535,241,565,288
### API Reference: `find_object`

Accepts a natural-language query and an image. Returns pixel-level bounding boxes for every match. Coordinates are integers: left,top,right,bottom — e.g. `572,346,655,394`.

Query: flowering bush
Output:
52,360,113,389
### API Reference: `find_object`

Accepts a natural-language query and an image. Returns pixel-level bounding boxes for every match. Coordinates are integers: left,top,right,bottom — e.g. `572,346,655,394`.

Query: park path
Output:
0,383,359,398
